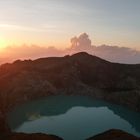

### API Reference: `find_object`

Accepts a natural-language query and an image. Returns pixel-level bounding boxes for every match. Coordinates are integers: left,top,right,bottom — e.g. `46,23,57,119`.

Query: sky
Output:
0,0,140,49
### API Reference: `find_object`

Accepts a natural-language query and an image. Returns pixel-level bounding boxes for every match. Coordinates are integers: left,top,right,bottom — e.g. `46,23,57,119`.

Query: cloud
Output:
0,33,140,65
70,33,140,64
0,24,57,32
93,45,140,64
70,33,94,53
1,45,67,62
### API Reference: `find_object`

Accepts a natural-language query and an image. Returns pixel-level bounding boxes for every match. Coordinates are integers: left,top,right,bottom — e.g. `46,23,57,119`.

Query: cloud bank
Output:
0,33,140,65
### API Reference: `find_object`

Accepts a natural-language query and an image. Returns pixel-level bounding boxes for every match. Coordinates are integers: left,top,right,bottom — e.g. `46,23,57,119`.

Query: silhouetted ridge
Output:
71,52,109,63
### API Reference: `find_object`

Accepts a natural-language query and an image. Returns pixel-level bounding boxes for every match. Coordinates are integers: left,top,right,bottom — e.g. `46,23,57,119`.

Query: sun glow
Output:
0,36,7,49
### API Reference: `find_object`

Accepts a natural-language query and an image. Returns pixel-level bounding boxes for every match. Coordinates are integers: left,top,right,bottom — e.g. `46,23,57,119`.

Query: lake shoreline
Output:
6,94,140,140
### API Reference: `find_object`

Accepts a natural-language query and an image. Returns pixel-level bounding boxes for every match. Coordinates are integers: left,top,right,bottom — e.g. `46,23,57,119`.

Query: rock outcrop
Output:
1,133,63,140
87,129,139,140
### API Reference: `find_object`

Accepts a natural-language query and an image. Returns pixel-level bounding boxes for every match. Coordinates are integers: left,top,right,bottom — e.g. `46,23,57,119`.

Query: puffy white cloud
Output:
70,33,94,54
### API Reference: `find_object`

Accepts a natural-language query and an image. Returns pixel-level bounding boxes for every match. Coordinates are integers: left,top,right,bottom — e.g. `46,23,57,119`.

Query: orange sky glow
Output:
0,0,140,64
0,0,139,50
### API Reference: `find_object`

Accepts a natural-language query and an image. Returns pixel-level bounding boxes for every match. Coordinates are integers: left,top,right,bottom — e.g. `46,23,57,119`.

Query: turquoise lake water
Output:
7,95,140,140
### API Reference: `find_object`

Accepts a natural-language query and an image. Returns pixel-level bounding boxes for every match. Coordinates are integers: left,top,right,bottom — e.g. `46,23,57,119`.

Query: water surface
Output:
7,95,140,140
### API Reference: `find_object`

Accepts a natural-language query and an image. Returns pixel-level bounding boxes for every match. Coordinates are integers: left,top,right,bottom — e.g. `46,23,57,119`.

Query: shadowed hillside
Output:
0,52,140,113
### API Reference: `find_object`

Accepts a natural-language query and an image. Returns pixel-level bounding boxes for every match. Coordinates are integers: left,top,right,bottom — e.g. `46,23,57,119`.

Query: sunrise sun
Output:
0,36,7,49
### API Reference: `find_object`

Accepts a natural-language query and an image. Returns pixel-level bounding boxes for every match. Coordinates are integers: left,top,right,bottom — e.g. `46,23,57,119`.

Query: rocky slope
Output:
2,133,63,140
87,129,139,140
0,52,140,139
0,52,140,112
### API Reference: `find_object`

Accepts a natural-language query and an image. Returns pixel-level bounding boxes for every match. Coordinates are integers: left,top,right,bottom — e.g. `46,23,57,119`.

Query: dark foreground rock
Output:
1,133,63,140
87,129,140,140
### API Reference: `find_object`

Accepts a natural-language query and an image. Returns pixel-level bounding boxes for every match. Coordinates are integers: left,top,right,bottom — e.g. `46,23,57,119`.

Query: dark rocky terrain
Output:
1,133,63,140
0,133,63,140
87,129,139,140
0,52,140,139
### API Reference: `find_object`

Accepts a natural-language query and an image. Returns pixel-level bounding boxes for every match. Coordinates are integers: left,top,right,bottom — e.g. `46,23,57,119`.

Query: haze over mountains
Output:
1,33,140,65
